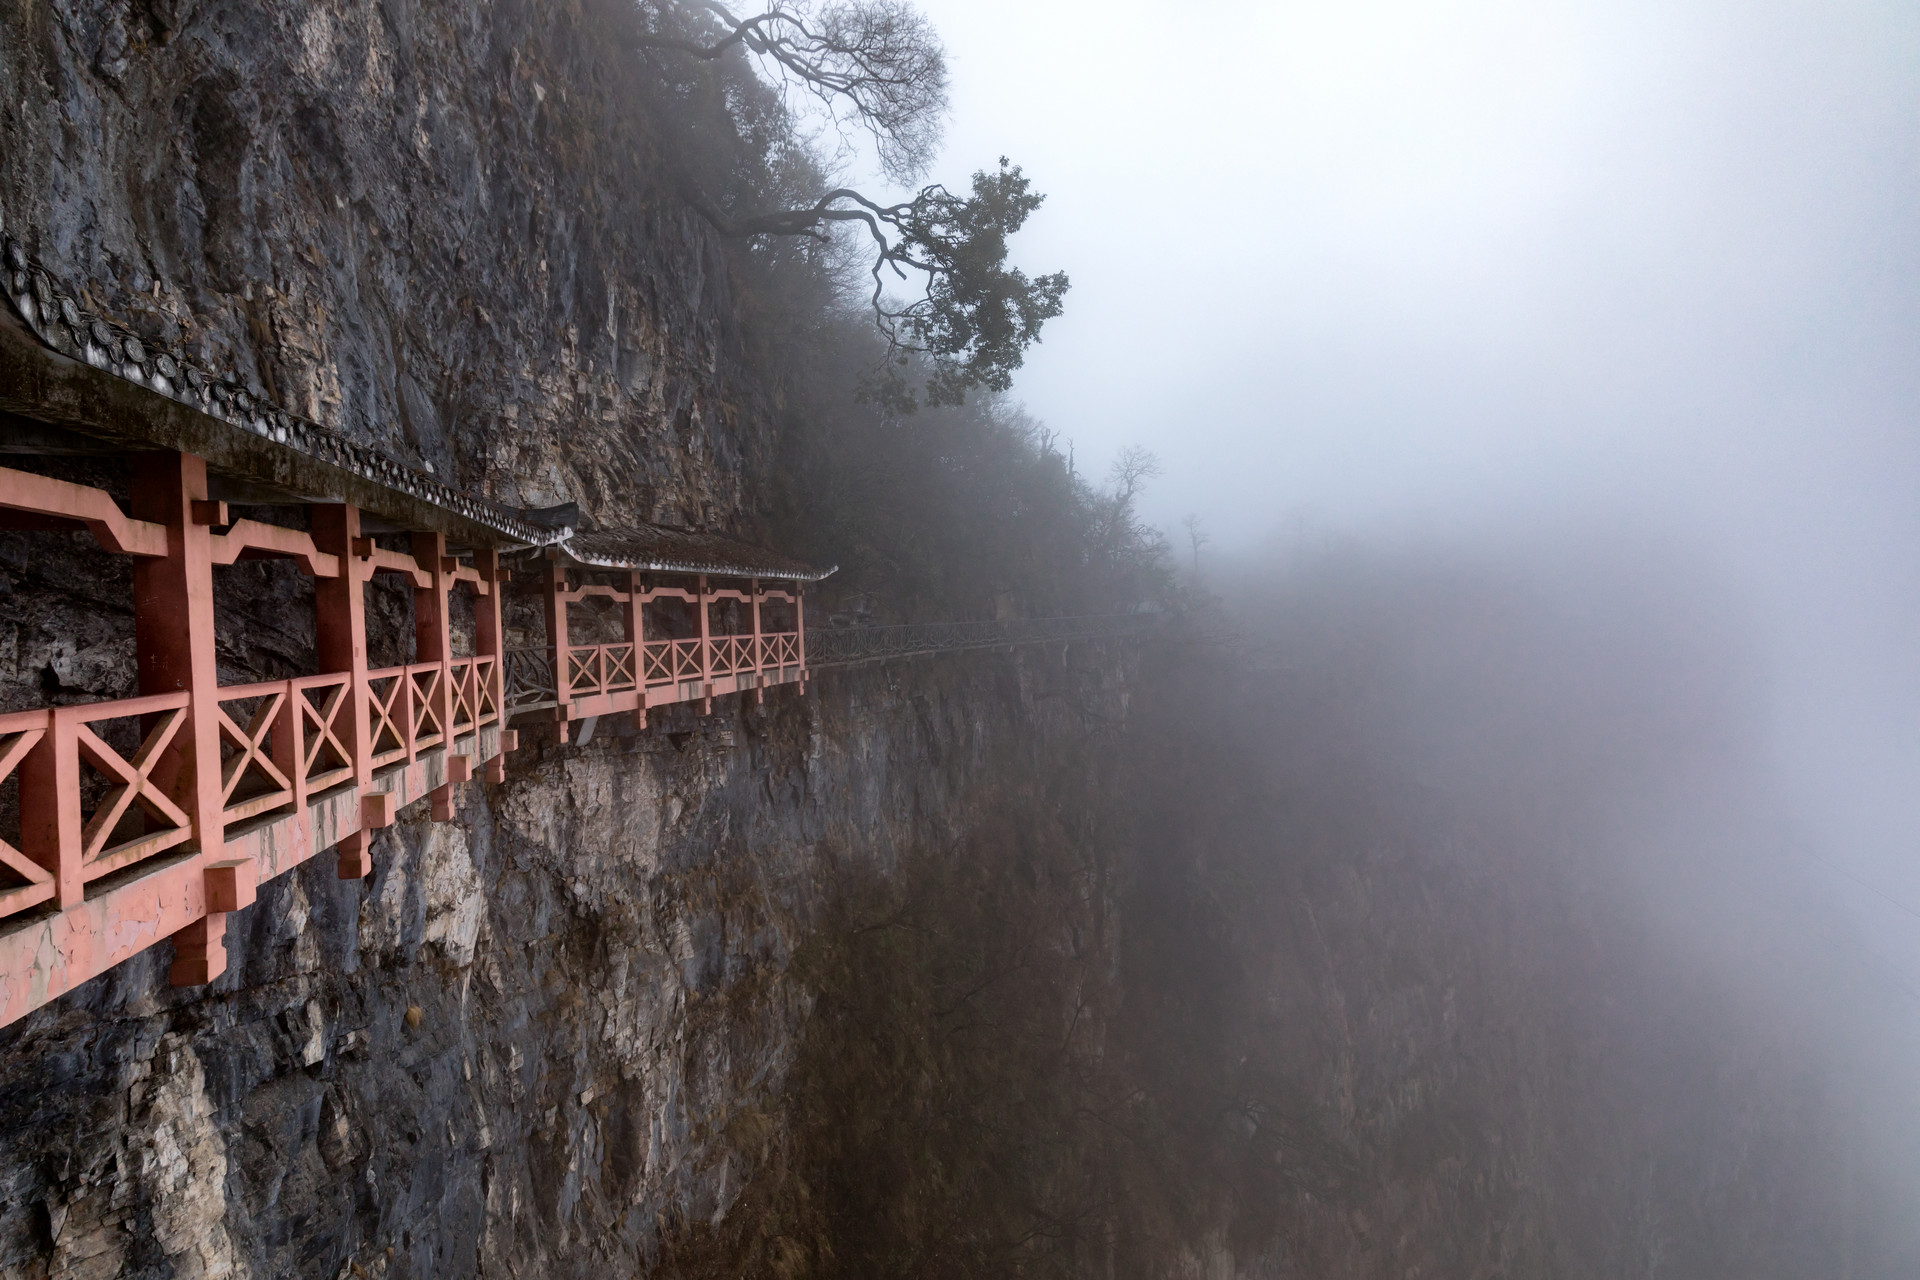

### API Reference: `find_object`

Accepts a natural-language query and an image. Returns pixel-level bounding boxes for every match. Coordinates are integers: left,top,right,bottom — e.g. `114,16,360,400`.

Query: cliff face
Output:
1,0,753,527
4,5,1913,1280
0,640,1131,1279
0,4,1131,1277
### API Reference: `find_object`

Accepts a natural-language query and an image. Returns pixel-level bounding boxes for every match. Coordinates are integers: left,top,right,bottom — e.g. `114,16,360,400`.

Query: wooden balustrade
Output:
0,454,515,1028
0,449,814,1028
512,626,806,716
520,570,809,738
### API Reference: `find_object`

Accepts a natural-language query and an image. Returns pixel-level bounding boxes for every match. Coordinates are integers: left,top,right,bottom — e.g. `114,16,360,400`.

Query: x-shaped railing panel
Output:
566,646,604,696
643,639,700,684
295,675,354,792
409,663,445,750
73,702,192,878
709,636,751,675
471,655,499,724
602,644,635,691
0,719,52,918
215,685,294,823
450,659,478,731
367,668,409,767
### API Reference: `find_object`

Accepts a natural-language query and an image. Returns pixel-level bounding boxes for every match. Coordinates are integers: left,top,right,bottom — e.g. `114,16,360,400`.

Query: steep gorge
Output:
0,3,1913,1279
0,3,1135,1275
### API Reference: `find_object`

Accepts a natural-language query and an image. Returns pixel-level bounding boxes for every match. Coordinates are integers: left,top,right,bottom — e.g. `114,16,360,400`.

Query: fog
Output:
894,0,1920,1003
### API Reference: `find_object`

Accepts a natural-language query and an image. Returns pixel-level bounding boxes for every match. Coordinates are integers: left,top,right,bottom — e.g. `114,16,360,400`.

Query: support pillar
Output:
312,504,373,878
623,570,646,731
130,453,227,984
796,585,809,695
411,532,452,756
413,532,457,818
697,573,713,716
544,559,571,743
750,577,765,706
476,547,511,773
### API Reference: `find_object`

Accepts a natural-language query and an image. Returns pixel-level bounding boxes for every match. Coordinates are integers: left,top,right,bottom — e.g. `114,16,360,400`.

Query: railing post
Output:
750,577,765,706
697,574,714,715
622,570,646,731
129,452,227,985
19,713,80,909
797,585,808,695
543,558,571,743
476,547,509,780
312,504,374,878
271,686,304,819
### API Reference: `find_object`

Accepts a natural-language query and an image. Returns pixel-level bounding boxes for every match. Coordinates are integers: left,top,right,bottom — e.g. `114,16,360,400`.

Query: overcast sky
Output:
897,0,1920,974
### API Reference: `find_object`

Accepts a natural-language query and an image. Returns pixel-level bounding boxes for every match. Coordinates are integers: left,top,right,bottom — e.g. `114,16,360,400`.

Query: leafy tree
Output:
635,2,1069,406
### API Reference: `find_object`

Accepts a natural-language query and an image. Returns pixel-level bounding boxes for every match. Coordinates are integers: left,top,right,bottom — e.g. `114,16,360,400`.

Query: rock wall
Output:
0,0,756,528
0,3,1143,1277
0,645,1132,1279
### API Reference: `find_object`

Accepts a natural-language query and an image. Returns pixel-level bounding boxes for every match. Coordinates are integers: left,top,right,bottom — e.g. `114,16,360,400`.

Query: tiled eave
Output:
555,527,835,583
0,235,569,549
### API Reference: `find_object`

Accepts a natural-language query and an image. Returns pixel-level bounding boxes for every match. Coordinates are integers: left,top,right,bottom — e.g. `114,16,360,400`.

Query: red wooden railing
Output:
550,631,803,702
0,448,809,1028
0,453,515,1027
506,568,808,738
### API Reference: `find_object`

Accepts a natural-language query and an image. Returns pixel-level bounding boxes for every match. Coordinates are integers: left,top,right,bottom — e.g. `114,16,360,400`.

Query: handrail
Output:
0,437,803,1026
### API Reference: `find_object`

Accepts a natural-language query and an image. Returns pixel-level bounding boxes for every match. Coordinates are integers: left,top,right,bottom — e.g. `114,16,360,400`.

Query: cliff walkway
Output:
0,238,1146,1029
502,614,1153,726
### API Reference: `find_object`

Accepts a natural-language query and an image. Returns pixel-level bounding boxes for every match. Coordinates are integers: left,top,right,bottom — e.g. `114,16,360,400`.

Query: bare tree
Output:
1182,514,1211,577
636,2,1067,406
1110,447,1161,508
637,0,948,181
1095,447,1162,566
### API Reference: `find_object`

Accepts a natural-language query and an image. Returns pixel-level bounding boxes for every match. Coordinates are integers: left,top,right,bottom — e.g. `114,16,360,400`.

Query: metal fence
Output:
806,613,1156,668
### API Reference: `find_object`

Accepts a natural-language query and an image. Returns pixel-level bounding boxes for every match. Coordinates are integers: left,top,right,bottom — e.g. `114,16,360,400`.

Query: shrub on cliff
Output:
630,0,1068,410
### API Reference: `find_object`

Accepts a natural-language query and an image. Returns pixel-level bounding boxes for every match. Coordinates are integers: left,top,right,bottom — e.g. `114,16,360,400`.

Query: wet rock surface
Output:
0,648,1130,1278
0,3,1123,1275
0,0,758,530
5,4,1904,1279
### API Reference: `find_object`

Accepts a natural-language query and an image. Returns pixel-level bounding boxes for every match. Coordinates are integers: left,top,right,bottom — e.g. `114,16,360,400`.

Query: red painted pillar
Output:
797,585,809,695
411,532,453,736
413,531,457,818
128,453,227,985
697,574,713,715
623,570,646,731
544,559,571,743
311,504,374,878
750,577,765,706
475,548,510,782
